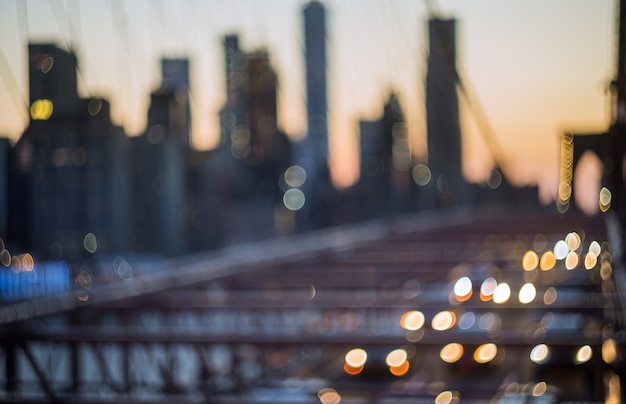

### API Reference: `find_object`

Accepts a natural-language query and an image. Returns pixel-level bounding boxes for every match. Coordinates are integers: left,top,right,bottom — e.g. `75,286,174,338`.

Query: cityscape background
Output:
0,0,615,206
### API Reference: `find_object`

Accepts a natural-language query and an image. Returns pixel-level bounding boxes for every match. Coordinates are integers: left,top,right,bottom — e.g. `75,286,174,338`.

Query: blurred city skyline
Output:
0,0,615,202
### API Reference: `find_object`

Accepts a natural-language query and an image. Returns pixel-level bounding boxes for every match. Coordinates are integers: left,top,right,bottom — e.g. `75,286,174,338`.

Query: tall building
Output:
303,1,328,171
357,92,411,220
132,59,189,256
300,1,335,229
426,18,468,207
161,59,191,148
11,44,131,259
220,35,248,148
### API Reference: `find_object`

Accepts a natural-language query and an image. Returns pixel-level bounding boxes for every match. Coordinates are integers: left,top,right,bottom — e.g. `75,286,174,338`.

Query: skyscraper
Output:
426,18,468,206
303,1,328,174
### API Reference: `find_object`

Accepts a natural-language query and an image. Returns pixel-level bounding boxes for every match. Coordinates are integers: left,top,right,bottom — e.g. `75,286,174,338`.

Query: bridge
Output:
0,206,621,403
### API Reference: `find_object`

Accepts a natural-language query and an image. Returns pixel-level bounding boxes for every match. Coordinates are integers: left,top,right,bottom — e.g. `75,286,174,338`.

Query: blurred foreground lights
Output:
539,251,556,271
386,348,408,367
599,187,612,212
480,277,497,301
553,240,569,260
386,348,410,376
584,252,598,270
589,241,602,257
83,233,98,253
532,382,548,397
318,387,341,404
345,348,367,371
435,390,460,404
400,310,425,331
284,165,307,188
565,251,579,270
412,164,432,187
440,343,464,363
565,232,581,251
575,345,593,364
283,188,305,211
543,287,558,305
603,338,617,364
492,283,511,304
474,343,498,364
530,344,550,364
518,283,537,304
522,250,539,271
453,276,472,302
30,99,53,120
432,311,456,331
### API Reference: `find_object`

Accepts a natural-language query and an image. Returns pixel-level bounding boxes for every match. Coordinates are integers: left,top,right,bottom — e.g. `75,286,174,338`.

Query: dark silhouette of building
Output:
426,18,468,207
132,59,189,257
9,44,131,260
216,35,293,243
356,92,412,220
297,0,336,229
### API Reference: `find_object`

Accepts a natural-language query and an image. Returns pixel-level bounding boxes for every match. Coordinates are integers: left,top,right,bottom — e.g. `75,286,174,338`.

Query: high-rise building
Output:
161,59,191,148
220,35,248,148
133,59,189,256
426,18,468,206
302,1,329,175
11,43,131,259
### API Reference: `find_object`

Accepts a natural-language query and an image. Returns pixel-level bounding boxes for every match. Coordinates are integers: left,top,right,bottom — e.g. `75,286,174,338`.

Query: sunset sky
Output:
0,0,616,204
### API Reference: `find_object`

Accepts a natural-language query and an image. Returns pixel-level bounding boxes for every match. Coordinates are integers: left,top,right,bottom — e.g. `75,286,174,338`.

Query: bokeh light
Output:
565,232,581,251
474,343,497,363
539,251,556,271
386,349,408,367
283,188,305,211
518,283,536,304
400,310,425,331
543,287,558,305
530,344,550,364
345,348,367,368
480,277,497,301
575,345,592,364
493,283,511,304
432,311,456,331
554,240,569,260
453,276,472,301
440,343,464,363
565,251,579,270
522,250,539,271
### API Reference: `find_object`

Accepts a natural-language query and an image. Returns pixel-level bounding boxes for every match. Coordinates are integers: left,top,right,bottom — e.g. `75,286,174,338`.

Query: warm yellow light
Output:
345,348,367,368
584,252,598,270
565,232,581,251
522,250,539,271
318,387,341,404
575,345,593,364
386,349,408,367
540,251,556,271
600,187,612,212
389,360,410,376
440,343,464,363
432,311,456,331
532,382,547,396
603,338,617,364
480,277,497,301
400,310,425,331
30,99,53,120
565,251,579,270
474,343,497,364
